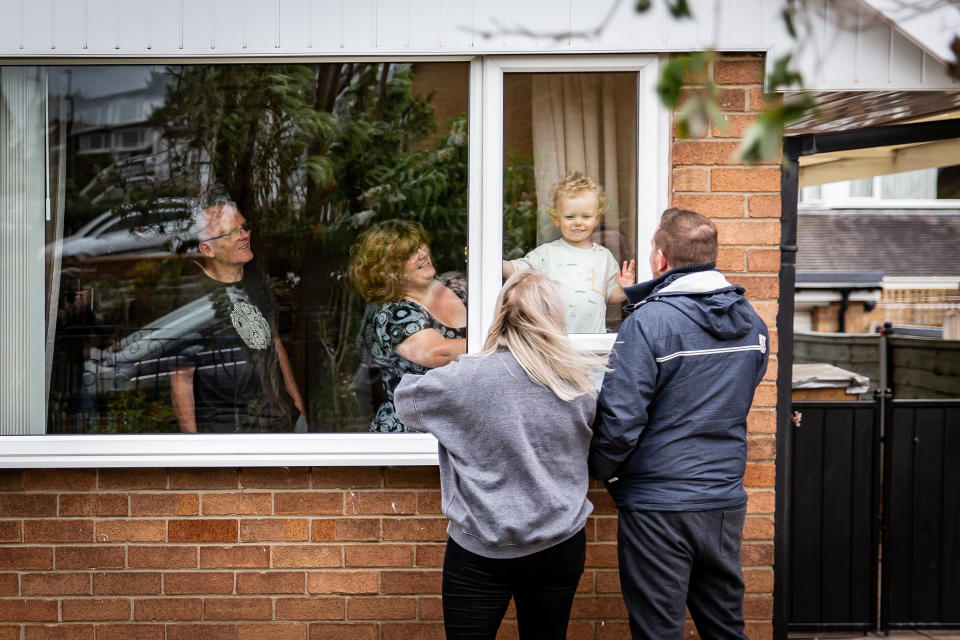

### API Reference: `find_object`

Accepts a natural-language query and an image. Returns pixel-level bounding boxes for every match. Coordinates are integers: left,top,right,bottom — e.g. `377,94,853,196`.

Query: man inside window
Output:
170,199,306,433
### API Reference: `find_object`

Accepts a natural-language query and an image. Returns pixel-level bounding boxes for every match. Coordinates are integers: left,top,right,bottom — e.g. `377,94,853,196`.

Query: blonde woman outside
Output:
394,271,606,639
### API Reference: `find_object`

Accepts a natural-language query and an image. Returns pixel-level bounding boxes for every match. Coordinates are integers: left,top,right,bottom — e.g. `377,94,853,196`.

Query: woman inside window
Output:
349,219,467,433
393,270,605,638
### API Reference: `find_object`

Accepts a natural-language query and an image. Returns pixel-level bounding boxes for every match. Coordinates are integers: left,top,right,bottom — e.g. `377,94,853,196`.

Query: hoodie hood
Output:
626,265,753,340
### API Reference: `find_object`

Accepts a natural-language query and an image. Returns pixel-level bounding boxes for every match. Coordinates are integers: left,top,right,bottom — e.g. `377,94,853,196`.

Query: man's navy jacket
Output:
589,264,769,511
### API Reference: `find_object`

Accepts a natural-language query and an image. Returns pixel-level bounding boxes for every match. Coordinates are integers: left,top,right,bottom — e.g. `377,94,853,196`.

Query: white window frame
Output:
1,54,667,468
799,172,960,210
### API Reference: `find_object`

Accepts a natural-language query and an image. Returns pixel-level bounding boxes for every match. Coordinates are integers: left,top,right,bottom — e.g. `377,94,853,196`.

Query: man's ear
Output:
198,241,213,258
653,248,668,274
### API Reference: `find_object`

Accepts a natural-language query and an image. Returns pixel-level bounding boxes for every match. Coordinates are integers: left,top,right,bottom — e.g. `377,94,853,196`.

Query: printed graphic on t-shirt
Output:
230,300,271,350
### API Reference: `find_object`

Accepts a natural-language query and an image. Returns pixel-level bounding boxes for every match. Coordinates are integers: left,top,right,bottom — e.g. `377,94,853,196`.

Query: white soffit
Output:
858,0,960,65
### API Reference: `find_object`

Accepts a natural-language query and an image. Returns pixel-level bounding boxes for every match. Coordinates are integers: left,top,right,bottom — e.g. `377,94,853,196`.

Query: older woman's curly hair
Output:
349,220,431,303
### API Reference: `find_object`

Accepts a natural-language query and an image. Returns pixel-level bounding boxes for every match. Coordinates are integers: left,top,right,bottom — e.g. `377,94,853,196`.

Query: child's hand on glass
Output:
617,260,636,288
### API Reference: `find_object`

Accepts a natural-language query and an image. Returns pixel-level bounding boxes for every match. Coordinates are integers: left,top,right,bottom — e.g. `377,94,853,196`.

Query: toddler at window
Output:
502,170,635,333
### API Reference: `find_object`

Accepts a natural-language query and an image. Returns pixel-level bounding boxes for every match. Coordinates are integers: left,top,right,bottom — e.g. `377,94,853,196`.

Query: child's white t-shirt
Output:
510,238,620,333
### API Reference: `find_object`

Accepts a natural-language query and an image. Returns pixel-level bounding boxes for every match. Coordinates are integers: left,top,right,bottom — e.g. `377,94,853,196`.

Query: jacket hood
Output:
626,265,753,340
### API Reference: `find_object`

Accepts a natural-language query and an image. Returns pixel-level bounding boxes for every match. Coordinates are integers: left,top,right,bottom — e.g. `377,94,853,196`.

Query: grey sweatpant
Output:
617,506,749,640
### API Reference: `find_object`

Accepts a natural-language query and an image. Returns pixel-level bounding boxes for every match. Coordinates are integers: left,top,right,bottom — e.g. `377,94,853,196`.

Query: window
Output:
0,55,663,465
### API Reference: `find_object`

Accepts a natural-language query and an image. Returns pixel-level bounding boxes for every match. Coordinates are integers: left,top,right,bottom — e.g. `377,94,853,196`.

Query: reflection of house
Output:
795,208,960,333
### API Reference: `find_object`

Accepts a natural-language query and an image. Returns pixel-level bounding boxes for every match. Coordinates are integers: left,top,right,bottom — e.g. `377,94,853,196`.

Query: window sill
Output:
0,433,440,468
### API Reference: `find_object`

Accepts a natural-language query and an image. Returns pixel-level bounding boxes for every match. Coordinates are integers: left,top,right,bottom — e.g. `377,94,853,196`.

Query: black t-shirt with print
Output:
175,263,299,433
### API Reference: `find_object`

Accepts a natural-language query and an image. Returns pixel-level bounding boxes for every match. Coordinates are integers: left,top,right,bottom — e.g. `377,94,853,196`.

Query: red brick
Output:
56,546,124,570
569,595,628,618
237,571,305,594
62,598,131,621
0,495,56,517
345,544,413,568
0,521,20,542
380,623,444,640
419,596,443,620
0,599,58,622
169,520,238,543
672,167,709,192
94,624,164,640
22,572,90,595
384,467,441,488
747,409,776,434
24,469,97,490
596,570,621,593
0,574,17,595
587,490,616,515
742,541,774,565
752,384,778,409
204,597,272,620
382,518,448,542
98,469,167,490
0,626,15,640
199,545,269,569
164,571,235,595
717,247,745,271
745,621,773,639
310,468,382,489
746,249,780,273
672,194,745,218
275,492,342,516
168,469,238,489
128,546,197,569
714,59,764,84
241,518,309,542
744,567,774,593
712,113,756,138
59,494,128,517
240,468,310,489
130,493,199,516
329,519,380,542
716,220,780,246
417,491,442,515
585,543,618,568
415,544,445,568
96,520,166,543
201,493,272,516
595,517,618,541
744,594,774,618
134,597,202,621
748,194,781,218
672,141,740,165
0,470,23,490
747,489,776,515
380,570,442,594
747,435,776,461
26,512,92,541
93,572,161,595
307,570,378,595
347,596,417,620
273,545,341,569
718,87,746,111
238,622,308,640
275,597,346,620
165,624,235,640
744,463,776,488
23,624,93,640
712,168,780,192
726,275,779,299
0,547,52,570
308,622,376,640
744,515,775,540
311,519,335,541
748,86,779,111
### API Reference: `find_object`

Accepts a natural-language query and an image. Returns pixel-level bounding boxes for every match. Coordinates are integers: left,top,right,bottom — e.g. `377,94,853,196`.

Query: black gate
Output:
787,397,960,631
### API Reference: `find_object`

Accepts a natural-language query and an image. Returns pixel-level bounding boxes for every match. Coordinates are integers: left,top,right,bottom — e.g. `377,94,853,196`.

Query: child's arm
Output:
607,260,636,304
502,260,515,278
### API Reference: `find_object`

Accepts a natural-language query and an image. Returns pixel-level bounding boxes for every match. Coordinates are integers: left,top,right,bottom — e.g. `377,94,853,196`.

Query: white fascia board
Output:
796,290,881,304
883,276,960,289
0,433,440,468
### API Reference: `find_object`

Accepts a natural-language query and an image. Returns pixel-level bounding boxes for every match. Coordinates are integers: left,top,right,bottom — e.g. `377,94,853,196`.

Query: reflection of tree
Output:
153,63,468,429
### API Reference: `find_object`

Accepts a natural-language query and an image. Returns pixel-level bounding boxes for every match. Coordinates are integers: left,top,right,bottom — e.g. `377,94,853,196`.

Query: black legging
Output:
441,529,586,639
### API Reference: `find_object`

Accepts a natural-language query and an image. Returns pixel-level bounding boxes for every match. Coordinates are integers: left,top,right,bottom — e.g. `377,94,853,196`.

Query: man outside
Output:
171,199,306,433
589,208,769,639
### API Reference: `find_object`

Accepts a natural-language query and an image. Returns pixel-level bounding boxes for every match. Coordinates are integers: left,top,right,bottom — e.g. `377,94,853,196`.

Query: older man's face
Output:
200,204,254,266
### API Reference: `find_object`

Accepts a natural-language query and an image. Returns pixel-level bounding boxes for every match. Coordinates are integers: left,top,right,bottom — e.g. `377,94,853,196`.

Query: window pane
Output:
880,168,937,199
502,73,638,334
42,62,468,434
849,177,873,197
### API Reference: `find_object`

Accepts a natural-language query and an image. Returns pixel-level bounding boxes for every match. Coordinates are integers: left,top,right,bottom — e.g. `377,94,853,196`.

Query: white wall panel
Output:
213,0,245,51
116,0,149,51
245,0,278,50
52,0,84,50
889,28,923,88
857,15,892,86
87,0,116,50
717,0,759,49
280,0,311,50
148,0,182,51
341,0,375,50
569,0,605,48
20,0,52,51
181,0,213,50
437,0,473,50
376,0,407,50
407,0,440,50
310,0,342,50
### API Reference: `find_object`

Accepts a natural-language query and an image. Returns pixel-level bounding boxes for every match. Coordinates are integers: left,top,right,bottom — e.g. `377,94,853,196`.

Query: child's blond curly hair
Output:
550,170,607,213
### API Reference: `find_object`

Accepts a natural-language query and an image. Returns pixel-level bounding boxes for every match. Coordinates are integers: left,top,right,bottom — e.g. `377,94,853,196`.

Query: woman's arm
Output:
395,328,466,369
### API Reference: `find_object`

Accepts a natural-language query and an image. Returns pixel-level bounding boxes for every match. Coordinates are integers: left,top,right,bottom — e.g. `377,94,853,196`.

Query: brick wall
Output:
0,55,779,640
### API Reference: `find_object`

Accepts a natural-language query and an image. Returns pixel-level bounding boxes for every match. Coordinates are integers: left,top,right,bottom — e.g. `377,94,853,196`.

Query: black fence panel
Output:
789,401,879,630
883,400,960,629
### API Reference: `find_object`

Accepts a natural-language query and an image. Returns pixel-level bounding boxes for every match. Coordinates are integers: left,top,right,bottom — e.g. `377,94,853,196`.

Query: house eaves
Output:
858,0,960,66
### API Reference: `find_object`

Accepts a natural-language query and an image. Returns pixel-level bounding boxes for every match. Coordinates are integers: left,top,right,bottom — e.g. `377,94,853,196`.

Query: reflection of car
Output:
56,201,194,260
83,293,240,396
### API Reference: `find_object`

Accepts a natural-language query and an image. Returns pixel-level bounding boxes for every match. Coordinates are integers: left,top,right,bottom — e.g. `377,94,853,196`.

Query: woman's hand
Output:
395,329,467,369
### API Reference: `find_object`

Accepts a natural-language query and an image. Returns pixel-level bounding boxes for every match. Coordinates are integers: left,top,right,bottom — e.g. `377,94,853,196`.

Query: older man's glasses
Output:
200,222,251,243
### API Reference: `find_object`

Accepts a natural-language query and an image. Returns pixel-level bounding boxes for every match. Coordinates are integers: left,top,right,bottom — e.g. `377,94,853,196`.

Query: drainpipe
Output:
838,289,851,333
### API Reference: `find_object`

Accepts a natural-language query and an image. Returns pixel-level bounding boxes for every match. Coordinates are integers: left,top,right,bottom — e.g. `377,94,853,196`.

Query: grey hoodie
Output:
394,350,595,559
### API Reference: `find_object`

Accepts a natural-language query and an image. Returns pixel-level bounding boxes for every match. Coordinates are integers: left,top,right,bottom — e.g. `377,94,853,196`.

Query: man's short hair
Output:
653,208,718,266
191,196,238,242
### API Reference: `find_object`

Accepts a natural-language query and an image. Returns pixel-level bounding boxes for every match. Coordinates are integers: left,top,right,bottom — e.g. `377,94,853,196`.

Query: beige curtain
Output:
531,73,637,263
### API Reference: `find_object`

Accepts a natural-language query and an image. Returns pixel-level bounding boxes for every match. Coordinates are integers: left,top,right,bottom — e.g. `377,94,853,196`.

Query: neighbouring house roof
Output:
793,363,870,394
797,209,960,278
